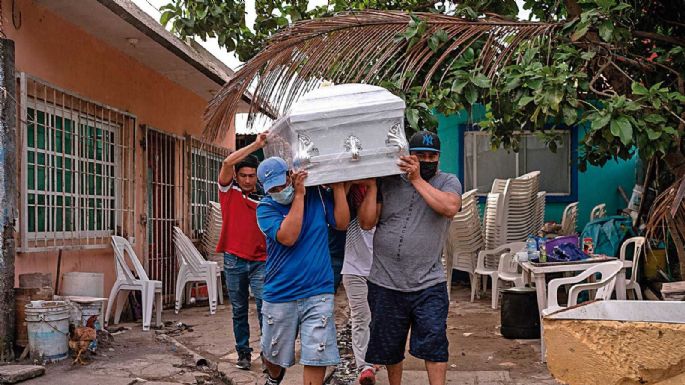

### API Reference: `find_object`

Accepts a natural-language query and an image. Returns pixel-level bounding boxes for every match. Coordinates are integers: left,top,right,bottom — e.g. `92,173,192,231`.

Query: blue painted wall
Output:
436,110,637,231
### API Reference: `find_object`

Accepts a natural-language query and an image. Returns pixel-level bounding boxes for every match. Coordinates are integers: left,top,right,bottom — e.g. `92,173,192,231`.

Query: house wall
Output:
436,110,637,233
2,0,233,297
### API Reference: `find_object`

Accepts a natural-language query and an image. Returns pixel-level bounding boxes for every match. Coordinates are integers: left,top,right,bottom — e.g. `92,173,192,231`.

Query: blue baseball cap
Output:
257,157,289,193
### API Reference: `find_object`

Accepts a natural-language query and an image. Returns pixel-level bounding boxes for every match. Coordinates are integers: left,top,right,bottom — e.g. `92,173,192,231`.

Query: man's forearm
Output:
218,141,261,185
411,179,461,217
276,194,305,246
358,184,379,230
332,186,350,230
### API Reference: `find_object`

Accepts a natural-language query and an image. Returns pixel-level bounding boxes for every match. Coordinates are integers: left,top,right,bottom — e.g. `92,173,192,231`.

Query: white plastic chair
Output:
444,190,483,301
619,236,646,300
474,241,526,309
543,260,624,316
497,252,524,287
106,236,162,331
540,260,623,361
590,203,607,221
173,226,222,315
201,201,224,269
560,202,579,235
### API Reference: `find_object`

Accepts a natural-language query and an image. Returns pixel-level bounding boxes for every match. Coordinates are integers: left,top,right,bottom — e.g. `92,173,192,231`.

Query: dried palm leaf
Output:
645,176,685,279
204,10,559,141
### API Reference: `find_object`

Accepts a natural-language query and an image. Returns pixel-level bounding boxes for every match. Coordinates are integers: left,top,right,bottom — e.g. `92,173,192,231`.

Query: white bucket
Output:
25,301,70,362
66,301,102,329
60,272,104,297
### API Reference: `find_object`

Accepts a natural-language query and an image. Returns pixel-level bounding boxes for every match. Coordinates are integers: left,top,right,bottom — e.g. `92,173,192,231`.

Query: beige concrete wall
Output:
2,0,234,298
544,318,685,385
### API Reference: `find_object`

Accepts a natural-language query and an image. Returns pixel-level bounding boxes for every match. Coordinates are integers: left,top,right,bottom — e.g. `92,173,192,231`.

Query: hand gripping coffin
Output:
263,84,409,186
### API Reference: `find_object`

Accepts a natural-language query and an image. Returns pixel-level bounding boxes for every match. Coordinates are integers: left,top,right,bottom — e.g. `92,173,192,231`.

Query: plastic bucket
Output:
25,301,70,362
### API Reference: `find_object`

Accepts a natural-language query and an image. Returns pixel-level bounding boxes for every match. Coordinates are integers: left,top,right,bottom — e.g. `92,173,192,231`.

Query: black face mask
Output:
419,161,438,180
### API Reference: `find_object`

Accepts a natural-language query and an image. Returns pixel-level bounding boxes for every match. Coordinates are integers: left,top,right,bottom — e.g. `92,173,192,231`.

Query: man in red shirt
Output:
217,132,268,370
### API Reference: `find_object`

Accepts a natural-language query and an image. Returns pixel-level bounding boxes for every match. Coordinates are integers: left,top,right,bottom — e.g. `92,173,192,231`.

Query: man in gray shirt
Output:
358,131,462,385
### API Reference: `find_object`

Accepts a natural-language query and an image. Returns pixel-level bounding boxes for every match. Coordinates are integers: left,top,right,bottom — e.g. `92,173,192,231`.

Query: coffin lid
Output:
288,84,405,123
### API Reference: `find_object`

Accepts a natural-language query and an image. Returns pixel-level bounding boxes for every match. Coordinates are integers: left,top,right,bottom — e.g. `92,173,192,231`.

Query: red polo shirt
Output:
215,181,267,261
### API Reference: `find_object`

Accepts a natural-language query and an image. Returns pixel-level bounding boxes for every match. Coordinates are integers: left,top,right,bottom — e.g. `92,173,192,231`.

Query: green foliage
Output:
164,0,685,171
160,0,441,62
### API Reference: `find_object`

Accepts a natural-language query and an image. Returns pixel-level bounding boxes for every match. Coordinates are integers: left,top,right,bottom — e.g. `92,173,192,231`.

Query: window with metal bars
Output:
189,139,230,239
19,74,136,251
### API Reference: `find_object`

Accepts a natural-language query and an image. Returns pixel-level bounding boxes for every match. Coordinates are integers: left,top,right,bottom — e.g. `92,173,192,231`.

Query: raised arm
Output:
218,132,267,185
331,183,350,230
357,179,381,230
275,171,306,246
399,155,461,218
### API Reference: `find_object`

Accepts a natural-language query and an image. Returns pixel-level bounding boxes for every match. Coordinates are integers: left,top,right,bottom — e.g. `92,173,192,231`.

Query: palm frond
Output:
204,10,559,141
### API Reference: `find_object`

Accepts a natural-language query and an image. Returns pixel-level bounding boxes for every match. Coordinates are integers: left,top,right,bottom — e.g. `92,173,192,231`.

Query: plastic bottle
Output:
526,235,537,260
539,239,547,263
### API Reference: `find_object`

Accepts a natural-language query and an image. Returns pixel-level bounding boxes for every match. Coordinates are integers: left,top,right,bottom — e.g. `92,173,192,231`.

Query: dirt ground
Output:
14,283,558,385
390,284,554,384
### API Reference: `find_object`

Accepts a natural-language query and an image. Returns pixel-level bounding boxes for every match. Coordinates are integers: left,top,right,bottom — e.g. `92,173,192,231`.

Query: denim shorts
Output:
261,293,340,367
365,281,449,364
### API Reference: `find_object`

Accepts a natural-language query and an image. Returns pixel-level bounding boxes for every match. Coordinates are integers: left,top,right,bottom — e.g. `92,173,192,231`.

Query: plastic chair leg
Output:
113,290,128,325
207,265,217,315
175,275,186,314
632,282,643,300
104,282,121,327
491,277,500,309
141,282,155,331
469,274,477,303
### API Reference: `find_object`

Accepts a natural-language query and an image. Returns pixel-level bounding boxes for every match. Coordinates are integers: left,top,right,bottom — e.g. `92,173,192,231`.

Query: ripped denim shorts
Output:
260,293,340,367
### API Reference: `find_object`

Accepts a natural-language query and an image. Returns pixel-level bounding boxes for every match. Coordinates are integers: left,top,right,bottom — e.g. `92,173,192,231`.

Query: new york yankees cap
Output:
408,130,441,152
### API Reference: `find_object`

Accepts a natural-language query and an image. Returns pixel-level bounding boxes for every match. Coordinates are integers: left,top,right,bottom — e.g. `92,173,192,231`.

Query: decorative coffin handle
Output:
294,134,319,168
344,135,362,161
386,122,407,152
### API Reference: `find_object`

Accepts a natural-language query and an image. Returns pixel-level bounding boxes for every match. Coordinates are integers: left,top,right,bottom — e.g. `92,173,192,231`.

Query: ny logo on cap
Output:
423,134,434,146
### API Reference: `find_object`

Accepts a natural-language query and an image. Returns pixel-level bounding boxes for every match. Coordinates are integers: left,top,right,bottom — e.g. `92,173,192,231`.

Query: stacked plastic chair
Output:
488,171,546,245
173,226,223,315
483,192,506,249
201,201,224,269
443,190,484,301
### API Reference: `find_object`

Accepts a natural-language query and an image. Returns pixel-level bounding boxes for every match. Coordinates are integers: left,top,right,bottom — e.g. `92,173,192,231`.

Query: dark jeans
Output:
224,253,265,354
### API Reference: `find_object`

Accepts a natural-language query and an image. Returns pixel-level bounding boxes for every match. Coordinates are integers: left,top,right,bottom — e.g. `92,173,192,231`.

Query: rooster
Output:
69,315,98,365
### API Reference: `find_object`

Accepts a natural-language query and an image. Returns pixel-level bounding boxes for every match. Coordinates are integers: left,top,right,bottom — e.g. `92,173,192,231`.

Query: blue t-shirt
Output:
256,186,336,303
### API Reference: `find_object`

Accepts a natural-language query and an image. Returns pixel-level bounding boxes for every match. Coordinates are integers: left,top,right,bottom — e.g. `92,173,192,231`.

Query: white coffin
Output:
263,84,408,186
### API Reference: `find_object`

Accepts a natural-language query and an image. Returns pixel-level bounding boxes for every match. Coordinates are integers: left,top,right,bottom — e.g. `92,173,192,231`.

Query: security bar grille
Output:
19,73,136,251
189,138,230,240
146,128,186,306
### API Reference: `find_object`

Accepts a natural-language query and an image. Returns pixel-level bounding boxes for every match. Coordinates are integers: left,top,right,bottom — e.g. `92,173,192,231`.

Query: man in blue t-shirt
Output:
256,157,350,385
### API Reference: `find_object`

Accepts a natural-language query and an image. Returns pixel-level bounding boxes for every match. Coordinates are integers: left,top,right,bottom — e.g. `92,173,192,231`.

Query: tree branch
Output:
634,31,685,47
590,59,617,97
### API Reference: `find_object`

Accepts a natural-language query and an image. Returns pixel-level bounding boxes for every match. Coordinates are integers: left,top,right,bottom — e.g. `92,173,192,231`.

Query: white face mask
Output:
270,184,295,205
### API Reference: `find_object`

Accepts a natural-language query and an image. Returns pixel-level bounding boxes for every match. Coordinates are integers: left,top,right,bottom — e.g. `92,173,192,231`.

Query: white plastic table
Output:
520,259,633,317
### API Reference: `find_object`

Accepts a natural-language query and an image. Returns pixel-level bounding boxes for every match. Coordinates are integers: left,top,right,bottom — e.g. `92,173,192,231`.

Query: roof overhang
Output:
35,0,252,108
